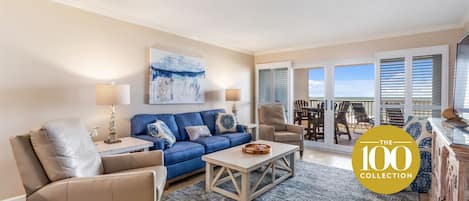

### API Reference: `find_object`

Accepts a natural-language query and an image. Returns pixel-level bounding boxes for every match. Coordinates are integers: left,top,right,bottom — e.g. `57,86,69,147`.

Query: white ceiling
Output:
53,0,469,55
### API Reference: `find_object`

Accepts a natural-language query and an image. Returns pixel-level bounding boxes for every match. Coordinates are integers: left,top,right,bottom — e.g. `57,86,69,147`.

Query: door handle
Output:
325,99,328,111
330,100,334,111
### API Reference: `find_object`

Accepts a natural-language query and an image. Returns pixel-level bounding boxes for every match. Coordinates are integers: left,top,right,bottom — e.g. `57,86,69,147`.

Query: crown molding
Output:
50,0,254,55
254,23,465,56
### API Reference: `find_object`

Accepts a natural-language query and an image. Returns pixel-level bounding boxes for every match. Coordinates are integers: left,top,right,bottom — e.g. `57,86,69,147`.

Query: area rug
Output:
164,160,418,201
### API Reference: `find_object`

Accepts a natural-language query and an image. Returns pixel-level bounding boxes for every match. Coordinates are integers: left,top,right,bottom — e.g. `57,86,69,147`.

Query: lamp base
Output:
104,138,122,144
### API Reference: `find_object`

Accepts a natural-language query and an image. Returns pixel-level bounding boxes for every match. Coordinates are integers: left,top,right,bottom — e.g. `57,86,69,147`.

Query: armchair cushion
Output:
191,136,230,153
30,119,103,182
259,124,275,141
102,151,164,174
259,104,287,131
118,166,167,201
219,132,252,147
164,141,204,165
29,169,160,201
274,131,303,142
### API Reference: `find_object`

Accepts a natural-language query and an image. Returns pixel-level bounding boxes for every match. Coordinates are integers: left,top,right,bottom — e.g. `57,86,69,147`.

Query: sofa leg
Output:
300,151,303,157
164,182,170,190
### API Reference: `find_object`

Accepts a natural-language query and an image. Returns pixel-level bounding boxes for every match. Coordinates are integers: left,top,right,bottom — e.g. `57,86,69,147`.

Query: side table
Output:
242,123,258,141
95,137,153,156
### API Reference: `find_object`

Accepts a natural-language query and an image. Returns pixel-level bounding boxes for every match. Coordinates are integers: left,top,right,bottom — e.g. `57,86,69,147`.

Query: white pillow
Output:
30,118,103,181
185,125,212,140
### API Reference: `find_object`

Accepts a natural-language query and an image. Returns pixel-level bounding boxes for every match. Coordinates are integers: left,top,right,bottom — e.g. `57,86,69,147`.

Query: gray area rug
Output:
164,160,418,201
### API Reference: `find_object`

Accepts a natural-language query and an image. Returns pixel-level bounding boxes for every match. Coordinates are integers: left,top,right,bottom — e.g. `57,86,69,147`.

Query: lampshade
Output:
225,89,241,101
96,84,130,105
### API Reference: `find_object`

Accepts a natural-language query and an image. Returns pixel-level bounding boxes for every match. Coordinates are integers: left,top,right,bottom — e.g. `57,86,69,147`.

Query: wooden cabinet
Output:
430,118,469,201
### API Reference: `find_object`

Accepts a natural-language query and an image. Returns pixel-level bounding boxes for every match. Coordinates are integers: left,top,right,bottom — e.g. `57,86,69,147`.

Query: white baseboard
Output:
2,195,25,201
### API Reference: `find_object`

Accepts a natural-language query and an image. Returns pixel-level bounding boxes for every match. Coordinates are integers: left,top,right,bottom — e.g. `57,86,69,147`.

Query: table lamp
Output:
96,83,130,144
225,89,241,122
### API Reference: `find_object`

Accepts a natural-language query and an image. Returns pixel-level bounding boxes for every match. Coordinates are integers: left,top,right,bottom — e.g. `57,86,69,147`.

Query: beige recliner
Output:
10,119,167,201
258,103,304,156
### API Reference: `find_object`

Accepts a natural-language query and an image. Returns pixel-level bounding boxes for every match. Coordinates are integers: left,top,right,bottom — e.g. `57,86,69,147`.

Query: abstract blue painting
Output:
149,49,205,104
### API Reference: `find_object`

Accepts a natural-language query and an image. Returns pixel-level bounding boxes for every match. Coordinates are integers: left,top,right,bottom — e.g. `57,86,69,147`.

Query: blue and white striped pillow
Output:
147,120,176,148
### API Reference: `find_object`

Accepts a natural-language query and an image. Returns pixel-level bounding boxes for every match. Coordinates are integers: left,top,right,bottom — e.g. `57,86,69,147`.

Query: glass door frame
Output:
374,45,449,126
294,59,375,152
255,61,294,125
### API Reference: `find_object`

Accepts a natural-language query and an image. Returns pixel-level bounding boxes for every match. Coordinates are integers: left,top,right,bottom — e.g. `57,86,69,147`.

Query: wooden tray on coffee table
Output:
242,143,271,154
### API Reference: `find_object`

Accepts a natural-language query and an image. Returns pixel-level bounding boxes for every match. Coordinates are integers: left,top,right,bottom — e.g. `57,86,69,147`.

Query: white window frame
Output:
374,45,449,125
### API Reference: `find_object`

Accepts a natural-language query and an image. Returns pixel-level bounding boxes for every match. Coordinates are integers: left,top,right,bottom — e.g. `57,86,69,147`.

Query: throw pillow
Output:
215,113,237,134
186,125,212,140
149,120,176,148
30,118,103,182
147,122,159,137
403,116,432,149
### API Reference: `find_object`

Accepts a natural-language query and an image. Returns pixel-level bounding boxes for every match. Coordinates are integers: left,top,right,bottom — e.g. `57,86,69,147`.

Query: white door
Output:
256,61,294,123
375,45,449,126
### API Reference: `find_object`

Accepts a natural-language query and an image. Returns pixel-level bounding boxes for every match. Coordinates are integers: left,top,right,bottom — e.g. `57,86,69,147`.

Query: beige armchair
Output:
10,124,166,201
258,103,304,156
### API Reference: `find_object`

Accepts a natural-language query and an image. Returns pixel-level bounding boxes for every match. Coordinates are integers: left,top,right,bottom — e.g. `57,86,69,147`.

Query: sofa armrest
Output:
259,124,275,141
236,124,248,133
102,151,164,174
29,171,157,201
286,124,304,136
134,135,166,150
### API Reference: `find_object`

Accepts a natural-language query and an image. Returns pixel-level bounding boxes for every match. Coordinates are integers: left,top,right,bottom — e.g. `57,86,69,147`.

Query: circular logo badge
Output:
352,125,420,194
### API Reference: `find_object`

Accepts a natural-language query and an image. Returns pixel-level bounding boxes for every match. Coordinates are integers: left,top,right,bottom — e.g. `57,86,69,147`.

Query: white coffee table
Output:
202,140,298,201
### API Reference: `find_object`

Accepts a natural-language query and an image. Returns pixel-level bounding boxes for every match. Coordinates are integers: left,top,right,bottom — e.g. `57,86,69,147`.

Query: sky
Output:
308,64,375,98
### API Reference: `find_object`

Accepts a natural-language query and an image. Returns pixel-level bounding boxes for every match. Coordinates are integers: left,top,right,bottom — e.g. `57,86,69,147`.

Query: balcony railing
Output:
305,98,435,128
308,98,374,125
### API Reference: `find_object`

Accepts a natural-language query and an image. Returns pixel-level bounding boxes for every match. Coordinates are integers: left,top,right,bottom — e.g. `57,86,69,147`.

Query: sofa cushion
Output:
200,109,226,134
131,114,181,140
192,136,230,153
219,132,252,147
164,141,204,166
30,119,103,182
175,112,205,141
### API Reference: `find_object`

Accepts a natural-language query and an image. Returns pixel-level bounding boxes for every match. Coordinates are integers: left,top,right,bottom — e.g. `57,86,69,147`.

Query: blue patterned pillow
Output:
147,120,176,148
215,113,237,134
403,116,432,149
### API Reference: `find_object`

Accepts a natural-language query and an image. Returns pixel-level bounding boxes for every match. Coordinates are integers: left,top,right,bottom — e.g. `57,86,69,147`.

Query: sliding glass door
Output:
375,46,448,127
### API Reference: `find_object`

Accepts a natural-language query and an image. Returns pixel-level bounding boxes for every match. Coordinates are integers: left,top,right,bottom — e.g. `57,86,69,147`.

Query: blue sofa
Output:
130,109,252,180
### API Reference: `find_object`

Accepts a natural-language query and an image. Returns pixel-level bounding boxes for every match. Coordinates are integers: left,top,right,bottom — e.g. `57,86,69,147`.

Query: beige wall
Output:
465,22,469,33
294,69,309,100
256,28,465,103
0,0,254,199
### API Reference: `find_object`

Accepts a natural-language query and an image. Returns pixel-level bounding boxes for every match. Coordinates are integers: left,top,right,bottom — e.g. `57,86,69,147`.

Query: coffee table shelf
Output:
202,140,299,201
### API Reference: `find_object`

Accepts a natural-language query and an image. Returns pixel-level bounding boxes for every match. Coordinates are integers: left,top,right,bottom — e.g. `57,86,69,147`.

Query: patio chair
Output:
294,99,309,125
385,107,405,127
351,103,373,132
335,101,351,143
310,102,325,141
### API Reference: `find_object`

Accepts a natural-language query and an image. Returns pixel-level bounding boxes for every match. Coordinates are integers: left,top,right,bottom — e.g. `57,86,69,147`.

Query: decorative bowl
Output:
242,143,271,154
